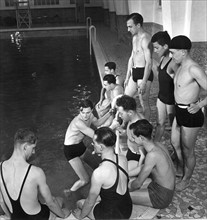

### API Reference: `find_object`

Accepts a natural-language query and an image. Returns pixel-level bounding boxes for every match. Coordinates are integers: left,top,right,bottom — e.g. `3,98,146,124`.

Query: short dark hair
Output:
103,74,116,84
116,95,136,111
94,127,116,147
79,99,93,110
14,128,37,145
129,119,153,140
105,62,116,71
126,13,143,26
151,31,171,46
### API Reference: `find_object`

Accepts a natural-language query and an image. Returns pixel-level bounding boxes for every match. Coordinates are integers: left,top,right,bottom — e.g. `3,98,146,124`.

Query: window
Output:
34,0,59,5
5,0,14,6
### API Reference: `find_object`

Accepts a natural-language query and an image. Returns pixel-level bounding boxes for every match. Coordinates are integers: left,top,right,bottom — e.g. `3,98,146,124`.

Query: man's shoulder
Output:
188,60,203,73
72,116,85,127
93,165,108,180
114,84,124,92
30,165,44,175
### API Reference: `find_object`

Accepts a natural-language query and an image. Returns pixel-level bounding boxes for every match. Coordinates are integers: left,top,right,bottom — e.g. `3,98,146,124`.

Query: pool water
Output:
0,35,103,208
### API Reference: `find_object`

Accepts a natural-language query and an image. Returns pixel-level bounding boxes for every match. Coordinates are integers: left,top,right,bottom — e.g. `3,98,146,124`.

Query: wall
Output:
190,0,207,42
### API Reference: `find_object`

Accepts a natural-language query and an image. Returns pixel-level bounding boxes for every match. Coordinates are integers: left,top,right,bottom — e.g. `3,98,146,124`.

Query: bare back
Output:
148,144,175,190
110,84,124,101
0,161,41,215
99,154,129,195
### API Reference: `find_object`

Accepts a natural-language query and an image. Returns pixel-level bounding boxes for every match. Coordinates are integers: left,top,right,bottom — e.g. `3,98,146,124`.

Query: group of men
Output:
0,12,206,220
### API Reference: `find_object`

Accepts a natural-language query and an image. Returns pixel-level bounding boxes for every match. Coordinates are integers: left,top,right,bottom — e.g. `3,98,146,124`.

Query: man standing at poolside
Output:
169,35,207,191
124,13,153,120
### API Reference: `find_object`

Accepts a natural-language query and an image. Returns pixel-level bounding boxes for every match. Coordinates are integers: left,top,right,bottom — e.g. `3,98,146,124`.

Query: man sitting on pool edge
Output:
128,119,175,209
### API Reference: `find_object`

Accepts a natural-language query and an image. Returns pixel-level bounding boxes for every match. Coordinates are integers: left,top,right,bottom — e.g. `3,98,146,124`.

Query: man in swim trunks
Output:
129,119,175,209
64,99,112,194
115,95,145,177
0,128,70,219
169,35,207,191
124,13,153,120
72,127,132,219
151,31,179,142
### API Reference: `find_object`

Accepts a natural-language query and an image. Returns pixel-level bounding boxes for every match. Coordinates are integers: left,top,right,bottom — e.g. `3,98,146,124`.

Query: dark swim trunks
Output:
148,181,174,209
132,67,154,82
126,148,140,162
64,142,86,161
175,104,204,127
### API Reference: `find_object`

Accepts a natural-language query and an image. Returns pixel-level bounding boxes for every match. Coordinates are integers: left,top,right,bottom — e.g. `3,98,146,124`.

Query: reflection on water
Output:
69,84,92,116
0,35,101,161
10,31,23,52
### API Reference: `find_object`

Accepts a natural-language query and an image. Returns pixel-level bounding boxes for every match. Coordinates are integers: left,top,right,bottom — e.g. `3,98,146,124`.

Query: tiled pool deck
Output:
94,24,207,219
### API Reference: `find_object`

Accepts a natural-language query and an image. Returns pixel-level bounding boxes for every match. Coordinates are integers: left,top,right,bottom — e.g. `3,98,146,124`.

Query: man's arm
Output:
92,111,112,128
79,169,102,219
97,87,106,105
152,58,159,79
140,37,152,93
188,65,207,113
76,119,95,139
124,51,134,87
130,152,155,191
0,189,10,219
111,87,124,109
36,167,69,218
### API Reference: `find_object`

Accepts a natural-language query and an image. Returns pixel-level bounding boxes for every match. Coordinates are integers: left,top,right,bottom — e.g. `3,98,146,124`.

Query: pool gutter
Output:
0,26,87,39
90,30,108,86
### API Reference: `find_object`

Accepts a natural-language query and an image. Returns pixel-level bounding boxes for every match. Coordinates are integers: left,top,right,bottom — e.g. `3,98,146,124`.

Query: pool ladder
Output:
86,17,96,55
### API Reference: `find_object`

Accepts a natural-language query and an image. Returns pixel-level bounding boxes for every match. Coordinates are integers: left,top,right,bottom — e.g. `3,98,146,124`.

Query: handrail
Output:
89,25,96,55
86,17,92,39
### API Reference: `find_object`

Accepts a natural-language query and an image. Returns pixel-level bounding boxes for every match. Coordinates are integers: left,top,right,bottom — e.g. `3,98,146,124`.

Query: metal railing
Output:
86,16,91,39
89,25,96,55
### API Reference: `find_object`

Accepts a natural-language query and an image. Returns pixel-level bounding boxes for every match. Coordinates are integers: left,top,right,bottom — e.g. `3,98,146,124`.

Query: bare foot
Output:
176,179,190,192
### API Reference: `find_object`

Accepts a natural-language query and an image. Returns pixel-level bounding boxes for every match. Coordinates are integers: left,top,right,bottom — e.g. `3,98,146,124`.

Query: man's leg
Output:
166,104,175,127
176,126,200,191
171,118,183,177
124,76,137,97
138,81,151,121
66,157,89,193
154,99,167,142
130,188,153,207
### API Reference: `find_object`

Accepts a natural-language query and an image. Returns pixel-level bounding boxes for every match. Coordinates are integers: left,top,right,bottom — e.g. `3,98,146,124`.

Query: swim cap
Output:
170,35,192,50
